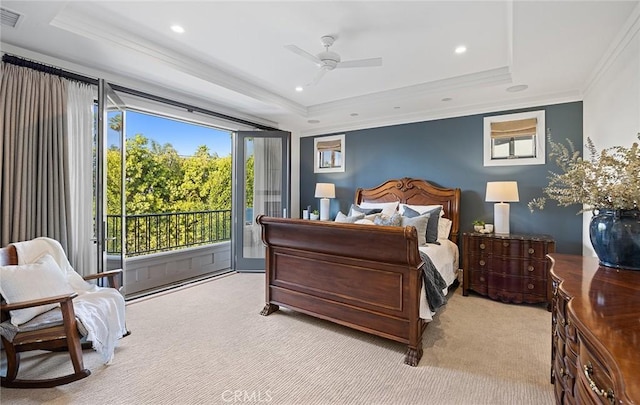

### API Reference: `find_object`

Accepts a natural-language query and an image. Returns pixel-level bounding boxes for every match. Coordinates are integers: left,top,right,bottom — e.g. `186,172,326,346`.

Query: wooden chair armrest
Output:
83,269,122,281
83,269,122,289
0,292,78,312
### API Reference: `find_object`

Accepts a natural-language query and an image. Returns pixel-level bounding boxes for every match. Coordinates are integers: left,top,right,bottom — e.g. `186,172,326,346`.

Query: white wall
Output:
582,5,640,256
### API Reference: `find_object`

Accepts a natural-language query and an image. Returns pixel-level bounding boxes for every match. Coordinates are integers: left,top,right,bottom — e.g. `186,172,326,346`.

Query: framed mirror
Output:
483,110,545,166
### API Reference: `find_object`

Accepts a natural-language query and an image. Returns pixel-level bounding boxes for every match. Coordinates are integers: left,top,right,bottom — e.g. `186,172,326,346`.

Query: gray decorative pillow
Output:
401,214,430,245
373,213,402,227
403,206,441,244
334,211,365,223
349,204,383,217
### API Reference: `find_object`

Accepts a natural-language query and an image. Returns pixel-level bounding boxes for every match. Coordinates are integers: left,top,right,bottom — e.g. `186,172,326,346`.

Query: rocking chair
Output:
0,244,125,388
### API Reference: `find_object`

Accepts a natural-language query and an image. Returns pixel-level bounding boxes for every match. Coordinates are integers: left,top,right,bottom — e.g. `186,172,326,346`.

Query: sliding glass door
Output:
232,131,290,271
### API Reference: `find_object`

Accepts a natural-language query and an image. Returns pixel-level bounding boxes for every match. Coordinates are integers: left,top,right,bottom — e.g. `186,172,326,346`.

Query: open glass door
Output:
96,80,126,287
232,131,290,272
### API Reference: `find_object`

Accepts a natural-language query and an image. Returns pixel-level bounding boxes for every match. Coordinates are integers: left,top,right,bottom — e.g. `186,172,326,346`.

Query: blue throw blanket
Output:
419,251,448,312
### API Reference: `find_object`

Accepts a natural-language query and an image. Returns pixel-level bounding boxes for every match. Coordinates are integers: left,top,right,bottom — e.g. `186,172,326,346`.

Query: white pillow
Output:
354,219,376,225
438,218,453,240
359,201,399,217
0,254,74,326
401,214,430,245
399,204,445,217
334,211,365,223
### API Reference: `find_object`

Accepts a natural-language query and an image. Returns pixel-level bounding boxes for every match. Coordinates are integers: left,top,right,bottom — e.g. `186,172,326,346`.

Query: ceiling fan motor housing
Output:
318,51,340,69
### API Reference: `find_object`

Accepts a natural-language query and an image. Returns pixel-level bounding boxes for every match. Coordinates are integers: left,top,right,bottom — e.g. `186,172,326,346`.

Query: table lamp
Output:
315,183,335,221
485,181,519,234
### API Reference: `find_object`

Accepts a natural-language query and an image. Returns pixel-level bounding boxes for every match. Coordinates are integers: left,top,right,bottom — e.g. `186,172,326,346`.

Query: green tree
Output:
125,134,182,213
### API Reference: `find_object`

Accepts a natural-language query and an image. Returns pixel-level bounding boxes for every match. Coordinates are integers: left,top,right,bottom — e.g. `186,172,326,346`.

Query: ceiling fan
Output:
285,35,382,86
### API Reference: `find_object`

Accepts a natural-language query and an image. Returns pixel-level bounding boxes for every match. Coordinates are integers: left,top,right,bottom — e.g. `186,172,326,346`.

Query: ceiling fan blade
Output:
306,68,328,86
285,45,322,66
336,57,383,69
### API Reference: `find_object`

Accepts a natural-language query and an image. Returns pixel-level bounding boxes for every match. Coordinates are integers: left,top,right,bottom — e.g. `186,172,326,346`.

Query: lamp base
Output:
319,198,330,221
494,202,510,234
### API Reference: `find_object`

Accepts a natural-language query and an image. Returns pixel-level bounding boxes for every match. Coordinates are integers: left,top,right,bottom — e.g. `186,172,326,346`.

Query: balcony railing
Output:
107,210,232,256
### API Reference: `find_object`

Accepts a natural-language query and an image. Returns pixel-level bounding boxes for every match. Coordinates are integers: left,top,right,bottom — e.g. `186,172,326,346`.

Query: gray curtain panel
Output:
0,63,72,252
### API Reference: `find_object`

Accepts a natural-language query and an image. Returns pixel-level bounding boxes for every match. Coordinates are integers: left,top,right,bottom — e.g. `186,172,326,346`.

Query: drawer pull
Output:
479,260,486,266
528,248,535,254
479,276,485,282
503,242,509,247
480,243,485,250
527,265,534,272
527,283,535,290
583,362,615,405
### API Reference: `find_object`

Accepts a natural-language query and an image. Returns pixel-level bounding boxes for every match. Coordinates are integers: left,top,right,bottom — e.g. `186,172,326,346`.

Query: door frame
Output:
231,130,291,272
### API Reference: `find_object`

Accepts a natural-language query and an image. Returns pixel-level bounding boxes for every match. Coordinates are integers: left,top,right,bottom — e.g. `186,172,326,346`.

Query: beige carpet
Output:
1,273,553,405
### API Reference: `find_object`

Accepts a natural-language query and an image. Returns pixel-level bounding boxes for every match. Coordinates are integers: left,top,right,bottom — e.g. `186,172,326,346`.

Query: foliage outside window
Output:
105,114,243,256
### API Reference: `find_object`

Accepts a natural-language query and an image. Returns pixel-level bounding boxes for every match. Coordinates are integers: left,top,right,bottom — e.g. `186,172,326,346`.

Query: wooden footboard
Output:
257,216,426,366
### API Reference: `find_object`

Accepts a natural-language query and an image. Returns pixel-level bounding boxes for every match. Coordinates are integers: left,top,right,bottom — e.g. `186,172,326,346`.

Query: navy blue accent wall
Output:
300,101,583,254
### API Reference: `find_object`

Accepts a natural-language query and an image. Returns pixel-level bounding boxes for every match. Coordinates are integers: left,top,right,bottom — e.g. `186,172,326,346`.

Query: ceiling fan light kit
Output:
286,35,382,86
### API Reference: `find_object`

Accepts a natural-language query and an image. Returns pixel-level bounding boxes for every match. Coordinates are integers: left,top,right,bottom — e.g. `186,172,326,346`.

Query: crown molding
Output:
307,67,512,116
1,43,280,130
49,3,308,117
299,89,582,137
583,1,640,96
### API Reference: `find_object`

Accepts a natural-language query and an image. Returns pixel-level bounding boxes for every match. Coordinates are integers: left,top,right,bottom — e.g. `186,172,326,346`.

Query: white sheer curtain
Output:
67,81,97,276
248,137,282,257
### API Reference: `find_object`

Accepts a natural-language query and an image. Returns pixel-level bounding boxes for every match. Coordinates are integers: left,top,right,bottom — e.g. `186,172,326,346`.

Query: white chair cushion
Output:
0,254,74,326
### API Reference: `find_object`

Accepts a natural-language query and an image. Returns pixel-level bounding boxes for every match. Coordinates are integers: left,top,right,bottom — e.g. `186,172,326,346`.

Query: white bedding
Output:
418,238,459,321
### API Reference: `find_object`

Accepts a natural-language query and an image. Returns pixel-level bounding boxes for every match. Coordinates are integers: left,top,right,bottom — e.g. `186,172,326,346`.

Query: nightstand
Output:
462,232,555,307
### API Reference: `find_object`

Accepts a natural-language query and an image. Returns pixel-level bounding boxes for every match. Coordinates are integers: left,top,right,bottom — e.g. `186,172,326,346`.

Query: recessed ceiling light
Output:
171,25,185,34
295,86,304,92
455,45,466,54
307,119,320,124
442,97,453,102
506,84,528,92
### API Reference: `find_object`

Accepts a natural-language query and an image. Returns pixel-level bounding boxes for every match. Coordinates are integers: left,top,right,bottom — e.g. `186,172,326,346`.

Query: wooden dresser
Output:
462,232,555,306
549,253,640,404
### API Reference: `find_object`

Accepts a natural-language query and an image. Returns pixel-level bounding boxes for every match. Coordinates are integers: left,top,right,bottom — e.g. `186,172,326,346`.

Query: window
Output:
314,134,345,173
483,110,545,166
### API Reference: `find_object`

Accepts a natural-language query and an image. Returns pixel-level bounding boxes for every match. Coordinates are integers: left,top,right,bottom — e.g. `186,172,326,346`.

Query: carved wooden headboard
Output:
354,177,461,244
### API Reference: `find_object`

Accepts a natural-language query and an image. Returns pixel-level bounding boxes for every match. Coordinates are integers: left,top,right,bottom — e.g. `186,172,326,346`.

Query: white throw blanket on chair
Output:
12,237,127,364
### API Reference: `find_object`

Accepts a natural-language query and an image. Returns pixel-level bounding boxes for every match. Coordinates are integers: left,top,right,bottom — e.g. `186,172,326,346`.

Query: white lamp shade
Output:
315,183,335,198
485,181,519,203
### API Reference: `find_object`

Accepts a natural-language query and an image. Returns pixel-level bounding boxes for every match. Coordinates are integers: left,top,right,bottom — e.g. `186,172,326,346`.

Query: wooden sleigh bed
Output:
257,178,461,366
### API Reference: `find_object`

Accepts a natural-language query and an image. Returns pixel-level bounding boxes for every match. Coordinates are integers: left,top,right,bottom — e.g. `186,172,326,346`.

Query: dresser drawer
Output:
491,238,522,256
522,278,546,298
488,256,523,276
467,254,489,272
467,236,492,254
522,259,548,279
576,338,617,405
468,270,488,294
486,273,522,292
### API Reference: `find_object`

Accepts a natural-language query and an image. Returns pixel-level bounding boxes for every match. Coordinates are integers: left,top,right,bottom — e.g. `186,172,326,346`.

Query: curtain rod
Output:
2,54,278,131
2,54,98,85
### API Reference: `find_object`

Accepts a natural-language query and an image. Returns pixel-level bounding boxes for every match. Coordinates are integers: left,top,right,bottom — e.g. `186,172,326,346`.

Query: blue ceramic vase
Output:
589,209,640,271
